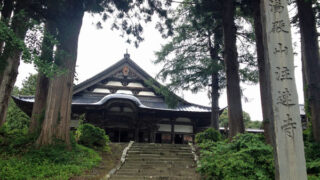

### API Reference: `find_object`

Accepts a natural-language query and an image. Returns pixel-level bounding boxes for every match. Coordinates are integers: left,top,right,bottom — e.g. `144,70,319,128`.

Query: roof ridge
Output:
72,54,210,109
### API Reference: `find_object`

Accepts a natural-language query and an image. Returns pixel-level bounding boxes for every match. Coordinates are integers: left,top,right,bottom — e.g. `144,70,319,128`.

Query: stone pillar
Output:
260,0,307,179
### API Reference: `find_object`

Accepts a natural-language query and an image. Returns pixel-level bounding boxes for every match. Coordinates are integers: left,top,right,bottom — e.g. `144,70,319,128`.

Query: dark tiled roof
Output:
14,54,212,113
14,93,211,112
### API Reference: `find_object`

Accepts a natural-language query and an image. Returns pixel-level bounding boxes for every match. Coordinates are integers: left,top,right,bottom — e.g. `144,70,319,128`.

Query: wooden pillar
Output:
171,118,175,144
134,127,139,142
151,131,155,143
260,0,307,179
193,120,197,144
134,113,139,142
118,128,121,142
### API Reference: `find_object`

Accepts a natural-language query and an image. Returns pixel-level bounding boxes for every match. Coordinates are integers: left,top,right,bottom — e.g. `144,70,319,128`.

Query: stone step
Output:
129,148,191,152
110,175,197,180
127,154,194,159
117,165,196,171
115,168,197,173
131,143,189,146
121,163,196,169
110,143,199,180
128,151,191,155
125,158,194,162
128,149,191,153
131,144,190,149
126,159,194,163
130,145,190,149
115,171,196,176
121,164,196,169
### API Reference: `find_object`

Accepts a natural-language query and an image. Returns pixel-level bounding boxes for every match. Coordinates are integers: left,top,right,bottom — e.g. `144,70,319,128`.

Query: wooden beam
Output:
95,84,153,92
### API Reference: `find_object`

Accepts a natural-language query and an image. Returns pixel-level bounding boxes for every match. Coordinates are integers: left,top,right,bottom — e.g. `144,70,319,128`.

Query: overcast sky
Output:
15,10,304,121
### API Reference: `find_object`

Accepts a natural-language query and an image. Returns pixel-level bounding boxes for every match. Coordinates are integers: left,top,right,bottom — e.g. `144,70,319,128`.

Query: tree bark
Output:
208,31,221,130
221,0,244,138
301,35,309,122
210,73,220,130
29,21,56,134
252,0,272,144
0,0,14,54
0,4,29,126
296,0,320,142
36,10,84,147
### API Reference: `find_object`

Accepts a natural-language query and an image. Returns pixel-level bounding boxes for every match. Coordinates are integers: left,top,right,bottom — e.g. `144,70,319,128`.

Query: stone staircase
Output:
109,143,200,180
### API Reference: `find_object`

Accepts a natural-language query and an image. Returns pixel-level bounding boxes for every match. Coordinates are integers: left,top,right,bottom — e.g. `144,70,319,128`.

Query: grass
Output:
71,143,128,179
0,135,101,180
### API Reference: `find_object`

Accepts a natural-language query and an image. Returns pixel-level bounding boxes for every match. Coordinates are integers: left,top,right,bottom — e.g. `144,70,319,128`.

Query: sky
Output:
15,10,304,121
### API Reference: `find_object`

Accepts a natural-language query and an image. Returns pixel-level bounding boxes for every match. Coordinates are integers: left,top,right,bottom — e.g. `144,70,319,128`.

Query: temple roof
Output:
13,93,211,112
14,53,212,113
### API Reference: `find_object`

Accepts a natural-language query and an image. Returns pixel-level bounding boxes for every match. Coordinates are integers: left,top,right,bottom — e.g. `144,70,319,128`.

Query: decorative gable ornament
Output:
123,66,129,76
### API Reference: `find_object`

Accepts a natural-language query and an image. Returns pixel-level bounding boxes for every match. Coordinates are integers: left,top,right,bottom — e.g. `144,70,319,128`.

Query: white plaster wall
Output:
174,125,193,133
106,81,122,86
127,82,144,88
157,124,171,132
93,88,111,93
176,117,191,123
116,90,133,95
138,91,156,96
109,107,121,112
123,107,133,112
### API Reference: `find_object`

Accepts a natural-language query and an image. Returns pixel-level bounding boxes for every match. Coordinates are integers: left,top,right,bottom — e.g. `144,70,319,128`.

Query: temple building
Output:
14,53,214,144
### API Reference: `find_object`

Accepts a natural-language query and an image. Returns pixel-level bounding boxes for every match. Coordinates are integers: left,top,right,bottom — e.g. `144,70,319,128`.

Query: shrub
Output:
197,133,274,180
0,143,101,180
76,123,110,151
195,128,221,143
0,124,102,180
0,124,36,154
304,123,320,177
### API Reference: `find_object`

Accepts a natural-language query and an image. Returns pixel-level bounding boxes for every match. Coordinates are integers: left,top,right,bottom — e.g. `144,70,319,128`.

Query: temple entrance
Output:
120,130,129,142
106,128,133,142
174,134,183,144
155,133,162,143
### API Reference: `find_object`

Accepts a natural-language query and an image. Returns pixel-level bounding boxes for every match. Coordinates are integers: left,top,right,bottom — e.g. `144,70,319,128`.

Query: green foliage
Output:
195,128,221,144
76,123,110,151
197,133,274,180
0,145,100,179
0,124,35,153
5,87,30,132
0,126,101,180
144,79,180,108
154,1,225,95
246,120,262,129
5,72,39,132
0,14,29,73
219,109,262,129
219,109,229,128
19,73,37,95
304,123,320,178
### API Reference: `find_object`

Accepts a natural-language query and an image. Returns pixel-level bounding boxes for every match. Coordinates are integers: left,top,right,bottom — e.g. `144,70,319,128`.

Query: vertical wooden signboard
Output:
260,0,307,179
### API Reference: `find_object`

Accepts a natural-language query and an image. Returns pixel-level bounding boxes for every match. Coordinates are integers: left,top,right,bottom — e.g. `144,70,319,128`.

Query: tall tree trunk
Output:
0,0,14,54
0,5,29,126
252,0,272,144
221,0,244,138
296,0,320,142
208,31,222,130
301,38,309,123
210,73,220,130
36,11,84,147
29,21,56,134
